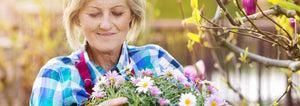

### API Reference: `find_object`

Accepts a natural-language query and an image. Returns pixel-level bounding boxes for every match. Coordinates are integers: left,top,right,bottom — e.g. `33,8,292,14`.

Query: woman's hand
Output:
97,97,128,106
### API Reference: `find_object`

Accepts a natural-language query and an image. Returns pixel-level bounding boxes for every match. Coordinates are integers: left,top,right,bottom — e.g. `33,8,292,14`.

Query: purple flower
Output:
93,92,105,99
130,77,141,84
139,69,148,76
149,86,162,96
139,69,154,76
242,0,257,15
204,95,225,106
159,98,170,105
207,85,218,95
114,76,125,87
183,60,206,83
184,70,193,79
105,71,119,81
184,82,193,88
289,18,296,29
175,75,187,83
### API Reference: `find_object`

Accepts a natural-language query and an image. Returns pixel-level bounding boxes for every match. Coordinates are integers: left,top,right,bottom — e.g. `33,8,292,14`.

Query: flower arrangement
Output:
82,65,229,106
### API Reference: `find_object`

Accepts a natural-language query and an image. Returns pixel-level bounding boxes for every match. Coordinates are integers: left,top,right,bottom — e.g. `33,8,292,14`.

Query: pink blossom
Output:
289,18,296,29
130,77,141,84
183,60,206,82
207,85,217,95
115,76,125,87
139,69,154,76
204,95,225,106
175,75,187,83
139,69,148,76
184,82,193,88
149,86,162,96
159,98,170,105
242,0,257,15
92,91,106,99
105,71,119,82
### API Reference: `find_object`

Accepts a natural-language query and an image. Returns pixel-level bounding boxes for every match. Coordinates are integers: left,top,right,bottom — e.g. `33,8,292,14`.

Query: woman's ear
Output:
74,14,81,26
129,15,134,28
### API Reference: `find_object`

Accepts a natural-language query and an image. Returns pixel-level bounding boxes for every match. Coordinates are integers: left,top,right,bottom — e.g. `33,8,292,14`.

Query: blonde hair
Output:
63,0,146,51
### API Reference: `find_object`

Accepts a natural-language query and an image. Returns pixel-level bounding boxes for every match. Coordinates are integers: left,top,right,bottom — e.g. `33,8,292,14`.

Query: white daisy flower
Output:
136,76,154,93
178,93,197,106
161,67,177,78
95,76,108,87
91,88,106,99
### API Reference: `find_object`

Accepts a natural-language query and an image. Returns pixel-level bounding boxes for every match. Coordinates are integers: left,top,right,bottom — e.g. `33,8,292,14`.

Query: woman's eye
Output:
89,13,99,17
113,12,123,16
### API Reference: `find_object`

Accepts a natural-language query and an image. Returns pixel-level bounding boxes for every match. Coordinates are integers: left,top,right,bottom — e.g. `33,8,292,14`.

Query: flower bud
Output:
289,18,296,29
242,0,257,15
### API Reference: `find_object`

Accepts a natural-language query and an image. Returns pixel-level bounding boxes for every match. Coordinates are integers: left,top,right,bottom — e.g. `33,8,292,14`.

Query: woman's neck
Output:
86,45,122,71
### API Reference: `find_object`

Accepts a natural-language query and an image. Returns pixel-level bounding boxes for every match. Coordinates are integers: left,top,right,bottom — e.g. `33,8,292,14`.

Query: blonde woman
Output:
30,0,184,105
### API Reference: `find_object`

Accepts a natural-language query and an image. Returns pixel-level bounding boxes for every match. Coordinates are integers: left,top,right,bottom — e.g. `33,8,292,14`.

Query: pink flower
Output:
175,75,187,83
289,18,296,29
159,98,170,105
242,0,257,15
130,77,141,84
114,76,125,87
204,95,225,106
105,71,119,82
183,60,206,82
92,92,105,99
149,86,162,96
184,82,193,88
139,69,154,76
207,85,218,95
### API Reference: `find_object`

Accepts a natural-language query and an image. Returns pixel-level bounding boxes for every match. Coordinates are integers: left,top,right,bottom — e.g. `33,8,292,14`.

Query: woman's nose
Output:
99,14,113,31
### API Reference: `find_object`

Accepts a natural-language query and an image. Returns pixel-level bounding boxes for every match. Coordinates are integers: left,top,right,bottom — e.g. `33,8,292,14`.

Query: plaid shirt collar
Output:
83,41,130,75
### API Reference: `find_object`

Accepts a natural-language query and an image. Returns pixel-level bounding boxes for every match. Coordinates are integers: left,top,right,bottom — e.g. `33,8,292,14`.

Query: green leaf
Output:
187,40,195,50
182,17,194,25
240,52,244,59
295,15,300,22
268,0,279,4
191,0,198,9
244,47,248,59
192,8,201,24
274,102,278,106
278,0,300,12
203,41,210,47
226,52,234,62
232,29,238,32
187,32,200,43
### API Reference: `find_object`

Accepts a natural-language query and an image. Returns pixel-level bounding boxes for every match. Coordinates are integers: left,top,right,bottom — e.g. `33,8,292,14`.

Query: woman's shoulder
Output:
128,44,168,56
40,50,80,71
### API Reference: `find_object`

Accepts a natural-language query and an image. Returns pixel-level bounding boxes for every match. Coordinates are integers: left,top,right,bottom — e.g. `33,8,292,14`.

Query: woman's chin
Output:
94,45,119,53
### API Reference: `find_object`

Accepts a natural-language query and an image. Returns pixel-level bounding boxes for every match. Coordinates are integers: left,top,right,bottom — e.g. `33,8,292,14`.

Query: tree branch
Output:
240,5,296,22
221,40,300,71
216,0,241,26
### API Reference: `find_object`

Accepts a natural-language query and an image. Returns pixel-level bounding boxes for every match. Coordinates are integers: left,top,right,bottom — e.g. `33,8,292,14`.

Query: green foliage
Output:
191,0,198,9
239,47,248,62
83,75,205,106
275,15,294,39
187,32,200,43
274,102,278,106
269,0,300,12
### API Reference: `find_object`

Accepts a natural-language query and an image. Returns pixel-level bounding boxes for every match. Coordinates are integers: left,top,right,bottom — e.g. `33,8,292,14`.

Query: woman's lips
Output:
97,33,115,37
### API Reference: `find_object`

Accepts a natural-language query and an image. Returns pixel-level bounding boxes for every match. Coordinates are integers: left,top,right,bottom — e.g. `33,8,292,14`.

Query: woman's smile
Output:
97,32,116,37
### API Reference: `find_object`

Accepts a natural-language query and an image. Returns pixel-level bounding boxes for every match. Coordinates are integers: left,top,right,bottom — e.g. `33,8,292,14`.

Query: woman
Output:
30,0,184,105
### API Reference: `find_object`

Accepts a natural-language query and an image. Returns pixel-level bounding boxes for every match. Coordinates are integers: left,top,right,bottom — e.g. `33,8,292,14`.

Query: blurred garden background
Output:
1,0,300,105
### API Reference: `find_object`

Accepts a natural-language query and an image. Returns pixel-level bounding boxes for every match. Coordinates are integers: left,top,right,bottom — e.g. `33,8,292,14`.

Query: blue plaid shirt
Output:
30,42,184,106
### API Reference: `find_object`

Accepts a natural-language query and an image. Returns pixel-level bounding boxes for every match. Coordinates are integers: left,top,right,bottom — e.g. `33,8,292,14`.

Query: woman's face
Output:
78,0,132,53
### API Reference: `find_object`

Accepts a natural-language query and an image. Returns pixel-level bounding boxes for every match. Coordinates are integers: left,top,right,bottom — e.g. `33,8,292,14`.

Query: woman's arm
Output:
30,68,63,106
